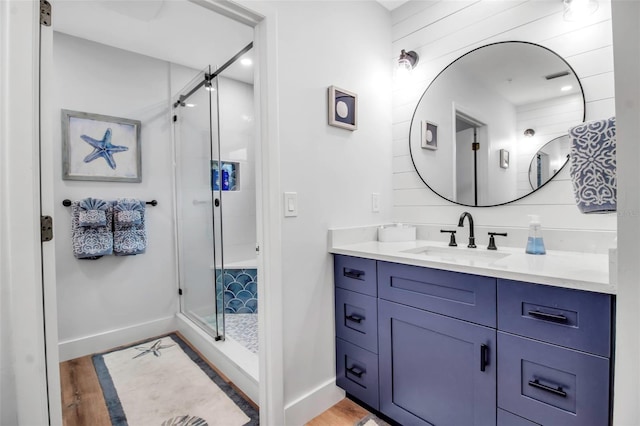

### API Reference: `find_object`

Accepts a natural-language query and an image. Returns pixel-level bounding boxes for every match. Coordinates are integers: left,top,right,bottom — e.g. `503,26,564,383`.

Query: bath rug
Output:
354,414,391,426
92,333,258,426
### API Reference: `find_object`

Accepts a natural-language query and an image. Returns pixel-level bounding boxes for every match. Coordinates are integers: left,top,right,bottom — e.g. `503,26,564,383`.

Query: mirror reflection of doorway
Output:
455,111,486,206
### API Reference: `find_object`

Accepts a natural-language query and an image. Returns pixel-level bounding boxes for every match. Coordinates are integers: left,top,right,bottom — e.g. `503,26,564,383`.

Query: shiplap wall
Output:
391,0,616,250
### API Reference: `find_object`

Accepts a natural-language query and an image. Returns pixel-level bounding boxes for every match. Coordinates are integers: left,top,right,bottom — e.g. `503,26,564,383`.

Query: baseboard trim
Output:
284,377,345,425
176,313,259,404
58,316,177,361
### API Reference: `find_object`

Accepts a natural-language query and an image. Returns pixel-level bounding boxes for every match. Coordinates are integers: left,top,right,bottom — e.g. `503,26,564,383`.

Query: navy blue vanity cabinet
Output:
497,409,540,426
497,280,613,426
377,261,497,425
333,255,614,426
334,255,379,409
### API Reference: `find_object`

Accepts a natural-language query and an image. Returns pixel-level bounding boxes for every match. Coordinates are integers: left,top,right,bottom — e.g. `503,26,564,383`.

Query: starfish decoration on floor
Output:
132,339,175,359
81,128,129,170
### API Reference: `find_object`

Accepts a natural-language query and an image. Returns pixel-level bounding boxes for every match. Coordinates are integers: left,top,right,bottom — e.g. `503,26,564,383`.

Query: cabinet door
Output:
379,299,496,426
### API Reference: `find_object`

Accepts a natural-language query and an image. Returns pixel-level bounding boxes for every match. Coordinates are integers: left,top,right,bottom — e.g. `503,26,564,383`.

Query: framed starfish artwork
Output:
62,110,142,182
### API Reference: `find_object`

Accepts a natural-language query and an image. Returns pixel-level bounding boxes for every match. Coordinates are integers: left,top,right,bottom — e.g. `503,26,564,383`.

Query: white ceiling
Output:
376,0,410,11
52,0,254,84
455,43,581,106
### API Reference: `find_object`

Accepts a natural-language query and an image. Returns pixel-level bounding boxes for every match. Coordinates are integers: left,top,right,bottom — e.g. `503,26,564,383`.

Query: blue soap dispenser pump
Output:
526,215,546,255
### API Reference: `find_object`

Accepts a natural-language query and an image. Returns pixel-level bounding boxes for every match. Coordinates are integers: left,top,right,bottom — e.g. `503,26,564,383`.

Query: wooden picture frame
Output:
62,109,142,182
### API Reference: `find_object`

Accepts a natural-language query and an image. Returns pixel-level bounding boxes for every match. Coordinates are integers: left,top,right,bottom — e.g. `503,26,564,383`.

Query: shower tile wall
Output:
216,268,258,313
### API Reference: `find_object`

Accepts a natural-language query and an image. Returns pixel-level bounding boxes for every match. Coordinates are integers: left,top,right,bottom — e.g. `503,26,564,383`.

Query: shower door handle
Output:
214,198,220,207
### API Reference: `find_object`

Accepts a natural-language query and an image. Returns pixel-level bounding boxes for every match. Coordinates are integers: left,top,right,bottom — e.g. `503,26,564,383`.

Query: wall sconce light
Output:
524,128,535,137
397,49,419,76
563,0,598,21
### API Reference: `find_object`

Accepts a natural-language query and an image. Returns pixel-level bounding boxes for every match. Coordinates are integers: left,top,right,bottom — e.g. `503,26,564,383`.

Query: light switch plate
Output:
372,193,380,213
284,192,298,217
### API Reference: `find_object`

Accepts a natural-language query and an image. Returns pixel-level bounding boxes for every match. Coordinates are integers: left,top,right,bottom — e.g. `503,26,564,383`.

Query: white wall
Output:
392,0,616,250
611,2,640,424
53,33,178,359
218,77,257,264
269,1,393,423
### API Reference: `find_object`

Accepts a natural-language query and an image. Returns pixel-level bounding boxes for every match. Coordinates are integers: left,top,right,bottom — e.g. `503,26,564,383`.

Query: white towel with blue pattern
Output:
113,198,146,255
71,198,113,259
569,117,616,214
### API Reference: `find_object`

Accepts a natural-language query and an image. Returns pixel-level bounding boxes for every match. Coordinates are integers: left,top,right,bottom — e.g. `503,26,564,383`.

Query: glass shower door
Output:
174,68,225,339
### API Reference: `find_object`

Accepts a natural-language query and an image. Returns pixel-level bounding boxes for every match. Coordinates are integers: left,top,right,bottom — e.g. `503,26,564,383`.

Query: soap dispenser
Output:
526,215,546,255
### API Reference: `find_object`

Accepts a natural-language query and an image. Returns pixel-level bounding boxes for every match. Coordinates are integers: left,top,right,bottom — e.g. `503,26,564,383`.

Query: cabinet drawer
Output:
336,338,379,410
335,288,378,353
334,255,377,297
497,409,539,426
498,332,610,426
498,280,612,357
378,261,496,327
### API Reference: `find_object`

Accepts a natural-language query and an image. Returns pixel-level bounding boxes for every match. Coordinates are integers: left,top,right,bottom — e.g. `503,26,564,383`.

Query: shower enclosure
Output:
173,44,258,355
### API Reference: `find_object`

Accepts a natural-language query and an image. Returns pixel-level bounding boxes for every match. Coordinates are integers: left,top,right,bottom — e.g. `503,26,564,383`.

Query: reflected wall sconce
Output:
397,49,419,75
524,128,536,137
563,0,598,21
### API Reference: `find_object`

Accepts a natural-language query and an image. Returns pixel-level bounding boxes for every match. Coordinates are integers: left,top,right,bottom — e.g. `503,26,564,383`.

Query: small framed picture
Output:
328,86,357,131
62,109,142,182
500,149,510,169
421,120,438,150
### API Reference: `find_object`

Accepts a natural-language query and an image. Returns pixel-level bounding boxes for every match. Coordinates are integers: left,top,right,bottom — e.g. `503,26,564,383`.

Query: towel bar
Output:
62,199,158,207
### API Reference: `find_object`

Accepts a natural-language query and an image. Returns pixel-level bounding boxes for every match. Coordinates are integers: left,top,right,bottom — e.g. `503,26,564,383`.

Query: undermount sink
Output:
402,245,510,264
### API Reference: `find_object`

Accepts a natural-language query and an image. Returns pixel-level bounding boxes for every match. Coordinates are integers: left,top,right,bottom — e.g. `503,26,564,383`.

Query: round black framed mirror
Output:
409,41,584,207
528,134,571,191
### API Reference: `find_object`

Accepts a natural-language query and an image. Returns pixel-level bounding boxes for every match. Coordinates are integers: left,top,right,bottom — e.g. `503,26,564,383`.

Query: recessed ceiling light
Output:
241,58,252,66
561,85,573,92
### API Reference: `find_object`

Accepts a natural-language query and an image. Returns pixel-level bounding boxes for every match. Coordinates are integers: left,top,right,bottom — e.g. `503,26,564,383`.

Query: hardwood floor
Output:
60,356,111,426
306,398,370,426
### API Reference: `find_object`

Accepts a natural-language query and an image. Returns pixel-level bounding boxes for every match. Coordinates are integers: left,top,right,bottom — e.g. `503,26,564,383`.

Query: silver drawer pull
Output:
528,310,568,323
528,379,567,397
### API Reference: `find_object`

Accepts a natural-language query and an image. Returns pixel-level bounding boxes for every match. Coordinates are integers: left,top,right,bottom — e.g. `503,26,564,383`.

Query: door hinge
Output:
40,0,51,27
178,288,183,296
255,244,260,254
41,216,53,242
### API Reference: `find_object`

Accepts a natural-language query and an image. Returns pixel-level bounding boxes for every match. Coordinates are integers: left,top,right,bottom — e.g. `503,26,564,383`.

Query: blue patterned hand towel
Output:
113,198,146,255
569,117,616,214
71,199,113,259
78,197,110,227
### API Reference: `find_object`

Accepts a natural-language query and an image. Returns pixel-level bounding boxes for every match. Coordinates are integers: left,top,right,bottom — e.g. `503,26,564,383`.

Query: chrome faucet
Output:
458,212,476,248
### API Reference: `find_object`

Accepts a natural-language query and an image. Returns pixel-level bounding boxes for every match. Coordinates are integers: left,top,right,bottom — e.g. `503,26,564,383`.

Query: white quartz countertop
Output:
329,239,615,295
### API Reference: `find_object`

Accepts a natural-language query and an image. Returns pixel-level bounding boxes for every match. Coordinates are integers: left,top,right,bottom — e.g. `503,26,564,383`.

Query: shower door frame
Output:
174,66,226,341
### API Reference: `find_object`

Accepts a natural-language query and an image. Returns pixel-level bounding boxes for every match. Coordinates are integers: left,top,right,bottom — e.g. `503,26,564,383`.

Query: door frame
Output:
2,0,285,425
0,1,53,425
